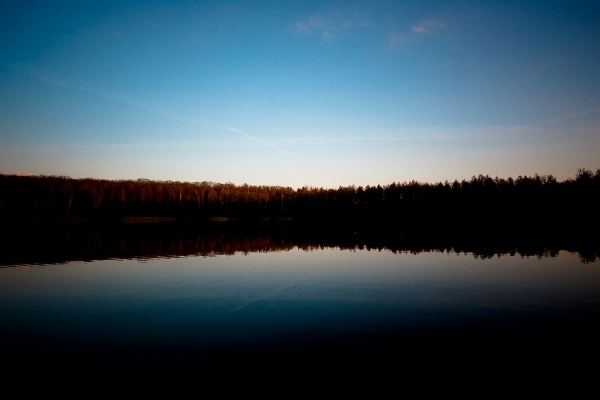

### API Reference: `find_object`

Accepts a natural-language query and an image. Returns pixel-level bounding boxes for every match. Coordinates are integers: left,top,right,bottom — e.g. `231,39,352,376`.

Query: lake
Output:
2,241,599,372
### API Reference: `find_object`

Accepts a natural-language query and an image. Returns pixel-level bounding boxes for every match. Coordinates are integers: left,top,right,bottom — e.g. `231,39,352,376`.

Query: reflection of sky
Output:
3,250,599,302
2,250,599,354
1,1,599,187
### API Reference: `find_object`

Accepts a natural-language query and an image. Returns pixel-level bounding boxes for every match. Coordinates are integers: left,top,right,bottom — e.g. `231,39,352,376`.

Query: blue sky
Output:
1,0,599,187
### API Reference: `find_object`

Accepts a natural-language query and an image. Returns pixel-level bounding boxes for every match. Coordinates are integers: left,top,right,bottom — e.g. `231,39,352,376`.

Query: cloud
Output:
342,15,370,30
294,15,333,39
389,19,445,48
294,12,370,41
295,21,311,35
388,32,408,48
411,20,445,34
308,16,328,29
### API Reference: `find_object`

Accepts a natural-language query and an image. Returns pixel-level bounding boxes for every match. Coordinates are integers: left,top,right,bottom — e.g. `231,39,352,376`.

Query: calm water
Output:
2,247,599,365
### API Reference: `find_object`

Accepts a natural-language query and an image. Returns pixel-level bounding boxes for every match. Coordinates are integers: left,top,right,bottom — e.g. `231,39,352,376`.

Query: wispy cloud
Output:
388,32,409,48
389,19,445,48
411,20,445,34
294,12,370,41
294,15,332,38
226,126,313,164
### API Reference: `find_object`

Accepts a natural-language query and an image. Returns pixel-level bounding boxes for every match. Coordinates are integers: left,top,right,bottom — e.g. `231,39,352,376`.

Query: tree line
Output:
1,169,598,227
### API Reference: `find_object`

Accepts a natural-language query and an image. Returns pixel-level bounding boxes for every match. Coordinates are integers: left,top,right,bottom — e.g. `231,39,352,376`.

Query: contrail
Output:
505,107,600,133
227,126,313,164
6,63,215,130
269,124,280,135
5,64,62,87
279,136,426,141
537,107,600,124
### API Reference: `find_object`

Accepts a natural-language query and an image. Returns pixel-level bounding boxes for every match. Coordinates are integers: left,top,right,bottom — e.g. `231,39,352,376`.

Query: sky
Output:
1,0,599,188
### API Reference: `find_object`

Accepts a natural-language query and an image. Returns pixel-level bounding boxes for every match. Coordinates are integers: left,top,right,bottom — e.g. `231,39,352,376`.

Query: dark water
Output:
2,242,599,371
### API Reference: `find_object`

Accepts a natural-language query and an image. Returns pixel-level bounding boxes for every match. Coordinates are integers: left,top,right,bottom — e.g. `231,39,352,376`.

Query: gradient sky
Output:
1,0,599,188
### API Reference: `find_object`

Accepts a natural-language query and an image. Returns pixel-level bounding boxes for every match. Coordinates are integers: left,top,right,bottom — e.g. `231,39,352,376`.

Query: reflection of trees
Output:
1,221,597,267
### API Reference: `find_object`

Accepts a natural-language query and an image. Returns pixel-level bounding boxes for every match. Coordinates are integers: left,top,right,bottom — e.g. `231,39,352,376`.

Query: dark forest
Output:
1,168,598,227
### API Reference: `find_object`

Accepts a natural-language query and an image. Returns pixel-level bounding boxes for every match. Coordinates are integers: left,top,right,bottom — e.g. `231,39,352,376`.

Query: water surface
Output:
2,247,598,366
